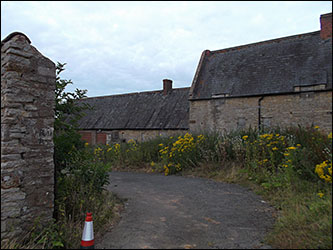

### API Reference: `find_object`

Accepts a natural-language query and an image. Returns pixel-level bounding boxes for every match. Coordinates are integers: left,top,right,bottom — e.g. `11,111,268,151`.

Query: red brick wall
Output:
79,131,92,144
96,133,106,144
320,13,332,40
78,131,107,145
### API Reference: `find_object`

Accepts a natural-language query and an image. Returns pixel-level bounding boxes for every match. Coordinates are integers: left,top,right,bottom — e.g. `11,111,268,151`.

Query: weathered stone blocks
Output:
189,91,332,134
1,32,55,240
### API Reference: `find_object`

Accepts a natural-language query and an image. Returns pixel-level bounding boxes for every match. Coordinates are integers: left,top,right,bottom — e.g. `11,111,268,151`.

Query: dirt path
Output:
96,171,275,249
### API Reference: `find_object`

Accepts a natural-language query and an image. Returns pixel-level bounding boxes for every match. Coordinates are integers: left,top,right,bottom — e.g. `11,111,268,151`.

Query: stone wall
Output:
261,91,332,132
1,32,55,239
189,91,332,134
189,97,258,133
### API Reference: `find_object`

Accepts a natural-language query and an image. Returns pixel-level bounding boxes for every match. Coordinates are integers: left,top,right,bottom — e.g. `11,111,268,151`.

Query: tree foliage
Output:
54,62,91,171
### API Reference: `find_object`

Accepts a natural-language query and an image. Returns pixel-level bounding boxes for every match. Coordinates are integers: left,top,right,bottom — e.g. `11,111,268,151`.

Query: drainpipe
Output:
258,96,264,131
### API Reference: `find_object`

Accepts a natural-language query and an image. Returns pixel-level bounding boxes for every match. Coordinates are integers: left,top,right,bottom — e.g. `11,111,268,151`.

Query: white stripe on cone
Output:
82,221,94,241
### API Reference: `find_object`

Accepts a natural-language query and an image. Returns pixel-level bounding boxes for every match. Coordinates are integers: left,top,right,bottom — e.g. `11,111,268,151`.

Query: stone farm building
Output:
78,13,332,145
77,79,189,144
189,12,332,133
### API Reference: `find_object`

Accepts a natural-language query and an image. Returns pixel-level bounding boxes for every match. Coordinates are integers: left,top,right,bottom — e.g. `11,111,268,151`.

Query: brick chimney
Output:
320,13,332,40
163,79,172,95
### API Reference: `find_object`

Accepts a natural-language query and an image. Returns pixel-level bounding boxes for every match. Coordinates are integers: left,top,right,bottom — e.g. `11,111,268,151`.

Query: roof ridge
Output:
210,30,320,55
82,87,190,100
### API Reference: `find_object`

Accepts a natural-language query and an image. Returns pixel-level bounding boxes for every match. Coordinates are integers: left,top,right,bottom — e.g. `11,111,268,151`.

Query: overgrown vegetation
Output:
3,63,331,249
92,125,332,249
52,63,123,249
2,63,123,249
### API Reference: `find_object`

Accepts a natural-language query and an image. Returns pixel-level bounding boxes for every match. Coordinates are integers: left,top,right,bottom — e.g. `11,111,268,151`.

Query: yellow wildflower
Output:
317,192,324,198
164,165,169,176
328,132,332,139
314,126,319,129
288,146,296,150
315,161,332,183
84,142,89,147
284,153,289,156
242,135,248,140
272,147,278,151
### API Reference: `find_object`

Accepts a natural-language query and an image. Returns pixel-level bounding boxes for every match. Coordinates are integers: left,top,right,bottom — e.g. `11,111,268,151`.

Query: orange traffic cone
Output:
80,212,94,249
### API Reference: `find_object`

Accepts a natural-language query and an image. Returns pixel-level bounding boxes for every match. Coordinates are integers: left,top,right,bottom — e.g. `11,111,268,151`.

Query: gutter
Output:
78,128,190,131
258,96,264,130
188,88,333,101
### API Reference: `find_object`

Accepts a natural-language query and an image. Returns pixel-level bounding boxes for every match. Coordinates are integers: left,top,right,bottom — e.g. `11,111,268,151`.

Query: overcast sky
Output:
1,1,332,97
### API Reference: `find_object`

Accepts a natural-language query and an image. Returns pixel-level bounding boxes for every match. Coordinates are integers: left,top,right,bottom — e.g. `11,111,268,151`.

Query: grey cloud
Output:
1,1,332,97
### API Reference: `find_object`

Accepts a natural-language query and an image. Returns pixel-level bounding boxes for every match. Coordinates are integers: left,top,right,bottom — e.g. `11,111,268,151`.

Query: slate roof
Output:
189,31,332,100
77,88,190,130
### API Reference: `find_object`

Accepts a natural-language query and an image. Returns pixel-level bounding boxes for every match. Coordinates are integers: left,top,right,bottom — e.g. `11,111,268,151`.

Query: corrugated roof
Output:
189,31,332,100
77,88,190,130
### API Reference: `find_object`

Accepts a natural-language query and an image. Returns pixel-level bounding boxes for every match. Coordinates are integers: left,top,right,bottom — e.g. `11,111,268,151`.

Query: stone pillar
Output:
1,32,55,239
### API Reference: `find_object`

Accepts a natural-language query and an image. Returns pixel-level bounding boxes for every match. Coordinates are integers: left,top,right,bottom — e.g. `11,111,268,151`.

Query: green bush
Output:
56,146,111,221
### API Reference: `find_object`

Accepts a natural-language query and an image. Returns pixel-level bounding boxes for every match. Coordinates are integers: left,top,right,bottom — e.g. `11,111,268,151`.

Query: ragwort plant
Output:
240,125,332,189
157,133,205,175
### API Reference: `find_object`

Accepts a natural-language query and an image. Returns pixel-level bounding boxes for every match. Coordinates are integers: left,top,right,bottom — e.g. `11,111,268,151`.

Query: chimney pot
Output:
163,79,172,95
320,13,332,40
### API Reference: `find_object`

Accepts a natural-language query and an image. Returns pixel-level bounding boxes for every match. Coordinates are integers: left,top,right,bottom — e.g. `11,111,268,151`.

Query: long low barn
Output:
77,79,190,144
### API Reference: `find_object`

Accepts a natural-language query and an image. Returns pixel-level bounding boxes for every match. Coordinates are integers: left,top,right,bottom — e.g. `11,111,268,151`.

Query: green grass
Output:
179,163,332,249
